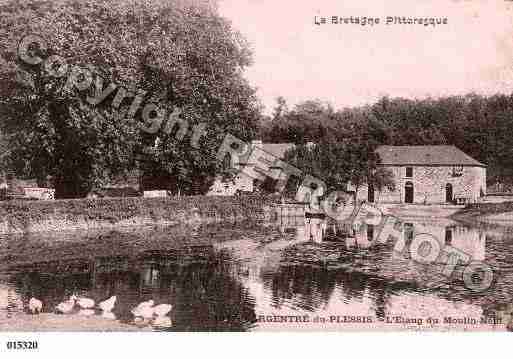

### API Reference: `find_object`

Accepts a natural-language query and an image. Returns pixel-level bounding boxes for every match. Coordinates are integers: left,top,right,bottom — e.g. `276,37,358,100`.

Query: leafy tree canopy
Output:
262,93,513,186
283,132,395,205
0,0,261,197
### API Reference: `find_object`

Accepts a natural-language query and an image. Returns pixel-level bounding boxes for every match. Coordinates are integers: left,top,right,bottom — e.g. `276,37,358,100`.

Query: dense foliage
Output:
0,194,273,233
0,0,260,198
282,133,395,203
261,95,513,186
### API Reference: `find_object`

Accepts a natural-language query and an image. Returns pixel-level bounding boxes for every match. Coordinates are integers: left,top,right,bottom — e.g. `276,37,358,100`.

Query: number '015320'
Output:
6,341,38,350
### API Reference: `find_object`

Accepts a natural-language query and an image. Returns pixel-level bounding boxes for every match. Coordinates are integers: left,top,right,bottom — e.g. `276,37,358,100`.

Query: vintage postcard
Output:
1,0,513,350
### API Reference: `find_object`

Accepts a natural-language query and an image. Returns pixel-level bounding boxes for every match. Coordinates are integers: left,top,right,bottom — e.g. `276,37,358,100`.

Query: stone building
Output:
208,143,487,204
208,140,295,196
357,145,486,205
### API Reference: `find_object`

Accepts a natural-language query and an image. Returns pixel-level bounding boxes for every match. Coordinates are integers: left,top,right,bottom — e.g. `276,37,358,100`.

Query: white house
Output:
208,140,295,196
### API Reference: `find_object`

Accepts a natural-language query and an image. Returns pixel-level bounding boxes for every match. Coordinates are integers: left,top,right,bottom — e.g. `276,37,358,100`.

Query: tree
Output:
272,96,288,121
283,134,394,207
261,99,336,143
269,92,513,188
0,0,260,197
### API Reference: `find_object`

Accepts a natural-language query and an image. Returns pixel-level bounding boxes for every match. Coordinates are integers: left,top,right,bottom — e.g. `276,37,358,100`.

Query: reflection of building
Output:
297,219,326,243
346,226,373,249
141,265,161,288
351,218,486,261
355,146,486,204
6,244,257,331
271,216,357,244
273,214,486,262
401,219,486,261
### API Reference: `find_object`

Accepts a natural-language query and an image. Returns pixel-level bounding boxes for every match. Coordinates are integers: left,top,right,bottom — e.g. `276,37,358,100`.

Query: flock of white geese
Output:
28,295,173,328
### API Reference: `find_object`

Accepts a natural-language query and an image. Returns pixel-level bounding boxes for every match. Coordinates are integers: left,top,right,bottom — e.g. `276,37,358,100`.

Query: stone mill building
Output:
360,145,487,205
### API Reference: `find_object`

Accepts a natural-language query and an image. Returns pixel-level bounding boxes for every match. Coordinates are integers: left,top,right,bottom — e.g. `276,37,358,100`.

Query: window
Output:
368,184,375,203
222,153,232,171
405,167,413,178
452,166,463,177
445,228,453,245
404,223,414,242
405,182,414,203
367,224,374,241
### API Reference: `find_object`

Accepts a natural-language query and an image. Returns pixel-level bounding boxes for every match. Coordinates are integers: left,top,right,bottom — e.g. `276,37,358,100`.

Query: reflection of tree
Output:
170,260,256,331
10,248,257,331
266,265,339,311
337,271,367,303
14,270,93,311
356,277,414,320
264,263,423,319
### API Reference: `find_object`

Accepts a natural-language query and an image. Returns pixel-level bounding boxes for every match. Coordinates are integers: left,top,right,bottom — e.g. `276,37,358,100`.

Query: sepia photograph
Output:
1,0,513,355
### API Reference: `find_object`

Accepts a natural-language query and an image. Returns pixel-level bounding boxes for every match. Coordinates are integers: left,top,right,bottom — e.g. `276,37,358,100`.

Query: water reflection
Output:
395,218,487,261
225,216,505,330
0,217,510,331
1,241,258,331
274,216,487,260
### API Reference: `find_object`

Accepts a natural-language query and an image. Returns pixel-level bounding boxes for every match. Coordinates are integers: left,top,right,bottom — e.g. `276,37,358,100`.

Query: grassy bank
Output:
451,201,513,223
0,195,276,235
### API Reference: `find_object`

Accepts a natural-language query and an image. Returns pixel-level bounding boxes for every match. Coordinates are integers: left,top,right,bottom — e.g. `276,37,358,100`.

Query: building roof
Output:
376,145,486,167
238,142,295,165
259,143,296,159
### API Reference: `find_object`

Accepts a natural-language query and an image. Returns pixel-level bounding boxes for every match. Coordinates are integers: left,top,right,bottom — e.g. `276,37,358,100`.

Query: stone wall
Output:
356,165,486,204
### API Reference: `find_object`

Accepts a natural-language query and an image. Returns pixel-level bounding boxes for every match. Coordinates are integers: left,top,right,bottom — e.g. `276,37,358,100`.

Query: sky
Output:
218,0,513,114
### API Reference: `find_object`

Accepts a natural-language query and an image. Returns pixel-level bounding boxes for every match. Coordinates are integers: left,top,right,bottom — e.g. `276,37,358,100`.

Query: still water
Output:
0,214,512,331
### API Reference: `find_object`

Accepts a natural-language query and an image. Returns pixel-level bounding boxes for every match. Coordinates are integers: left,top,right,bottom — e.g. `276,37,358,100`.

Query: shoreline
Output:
0,195,275,235
4,196,513,235
0,313,149,332
450,201,513,227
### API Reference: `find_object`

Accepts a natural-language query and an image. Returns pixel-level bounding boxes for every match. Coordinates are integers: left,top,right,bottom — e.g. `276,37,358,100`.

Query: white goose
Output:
131,299,154,317
138,299,154,308
152,303,173,328
102,311,117,320
78,309,95,317
153,304,172,317
76,295,95,309
28,297,43,314
56,294,77,314
99,296,117,313
132,300,155,325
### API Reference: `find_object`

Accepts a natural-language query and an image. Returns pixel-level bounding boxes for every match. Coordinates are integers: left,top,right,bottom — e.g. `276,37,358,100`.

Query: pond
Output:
0,214,512,331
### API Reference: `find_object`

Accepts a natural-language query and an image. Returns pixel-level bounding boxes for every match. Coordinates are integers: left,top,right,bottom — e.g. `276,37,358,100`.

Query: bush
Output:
0,195,275,232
